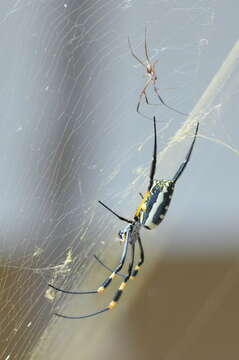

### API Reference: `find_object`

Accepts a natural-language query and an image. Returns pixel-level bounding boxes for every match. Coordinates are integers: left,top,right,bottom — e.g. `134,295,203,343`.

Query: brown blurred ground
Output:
6,256,237,360
98,258,239,360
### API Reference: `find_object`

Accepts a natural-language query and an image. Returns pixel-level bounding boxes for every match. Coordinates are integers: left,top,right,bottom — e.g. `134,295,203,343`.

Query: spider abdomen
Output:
140,180,174,230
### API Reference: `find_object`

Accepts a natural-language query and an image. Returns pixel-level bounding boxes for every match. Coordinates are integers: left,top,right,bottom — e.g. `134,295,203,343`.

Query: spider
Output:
128,28,188,118
49,118,199,319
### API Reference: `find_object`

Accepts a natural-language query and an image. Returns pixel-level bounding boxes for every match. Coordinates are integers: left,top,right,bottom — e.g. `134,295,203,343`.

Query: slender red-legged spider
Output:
128,28,188,118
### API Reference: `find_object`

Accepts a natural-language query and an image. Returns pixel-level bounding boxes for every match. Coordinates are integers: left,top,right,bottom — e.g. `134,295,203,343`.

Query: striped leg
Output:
93,254,126,278
49,237,129,295
130,235,144,279
107,243,135,311
95,235,144,281
53,243,136,319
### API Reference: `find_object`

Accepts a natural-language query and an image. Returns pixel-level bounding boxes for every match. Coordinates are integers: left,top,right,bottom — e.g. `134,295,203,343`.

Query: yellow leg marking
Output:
119,282,126,291
130,265,140,280
110,272,116,279
108,300,117,309
97,286,105,294
135,191,150,217
120,233,127,244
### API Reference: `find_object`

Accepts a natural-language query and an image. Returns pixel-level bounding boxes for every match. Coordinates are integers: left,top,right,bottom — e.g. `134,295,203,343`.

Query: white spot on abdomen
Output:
143,192,164,228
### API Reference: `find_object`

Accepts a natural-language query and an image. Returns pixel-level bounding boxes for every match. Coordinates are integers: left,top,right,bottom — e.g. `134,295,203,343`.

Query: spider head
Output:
118,230,125,243
118,224,133,243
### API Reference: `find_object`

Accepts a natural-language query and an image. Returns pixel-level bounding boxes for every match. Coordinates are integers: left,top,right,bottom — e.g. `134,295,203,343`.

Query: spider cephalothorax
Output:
118,222,141,244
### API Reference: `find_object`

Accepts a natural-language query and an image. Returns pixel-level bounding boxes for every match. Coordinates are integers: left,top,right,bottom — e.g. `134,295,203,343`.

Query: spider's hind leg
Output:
93,255,126,278
53,242,136,319
49,236,130,296
130,235,144,279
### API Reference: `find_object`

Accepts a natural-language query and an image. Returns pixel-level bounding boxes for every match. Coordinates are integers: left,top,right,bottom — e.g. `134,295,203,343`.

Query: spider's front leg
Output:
98,200,133,224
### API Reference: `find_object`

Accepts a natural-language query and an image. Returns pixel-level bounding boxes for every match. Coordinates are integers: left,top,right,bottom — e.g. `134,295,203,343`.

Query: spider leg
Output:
128,37,146,68
137,78,152,111
172,122,199,184
153,82,188,116
148,116,157,191
137,79,155,120
98,200,133,224
94,233,143,280
134,117,157,220
93,254,126,278
144,26,150,63
144,92,149,104
49,235,130,295
130,234,144,279
53,242,136,319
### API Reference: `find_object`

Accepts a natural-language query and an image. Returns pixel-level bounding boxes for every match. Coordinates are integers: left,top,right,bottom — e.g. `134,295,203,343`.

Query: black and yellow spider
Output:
49,118,199,319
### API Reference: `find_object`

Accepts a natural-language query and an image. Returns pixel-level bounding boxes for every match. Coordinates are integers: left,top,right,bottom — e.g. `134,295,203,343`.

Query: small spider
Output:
128,28,188,118
49,118,199,319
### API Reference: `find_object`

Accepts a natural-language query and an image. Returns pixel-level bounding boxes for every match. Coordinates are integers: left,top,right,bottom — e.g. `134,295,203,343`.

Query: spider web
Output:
0,0,238,359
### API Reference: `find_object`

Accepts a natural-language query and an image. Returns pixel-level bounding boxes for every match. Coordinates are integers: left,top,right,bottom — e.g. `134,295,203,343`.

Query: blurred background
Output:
0,0,239,359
